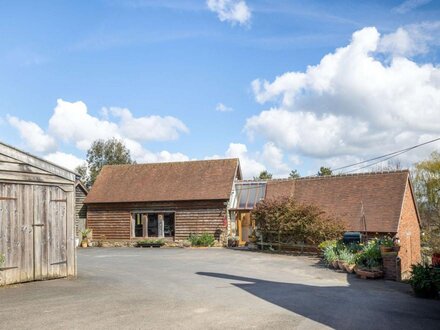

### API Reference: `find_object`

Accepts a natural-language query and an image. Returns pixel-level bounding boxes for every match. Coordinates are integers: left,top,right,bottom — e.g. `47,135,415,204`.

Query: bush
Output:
252,198,343,246
410,264,440,299
355,239,382,270
137,239,165,245
189,233,215,247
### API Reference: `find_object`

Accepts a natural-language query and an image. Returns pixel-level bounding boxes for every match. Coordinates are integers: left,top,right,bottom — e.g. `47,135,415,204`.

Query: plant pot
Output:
432,253,440,267
355,267,384,279
344,263,355,273
81,241,87,248
380,246,394,254
337,260,346,271
331,260,339,269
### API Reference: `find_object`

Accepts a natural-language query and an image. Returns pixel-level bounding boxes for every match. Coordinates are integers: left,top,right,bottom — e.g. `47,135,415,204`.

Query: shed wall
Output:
86,200,227,240
75,185,87,237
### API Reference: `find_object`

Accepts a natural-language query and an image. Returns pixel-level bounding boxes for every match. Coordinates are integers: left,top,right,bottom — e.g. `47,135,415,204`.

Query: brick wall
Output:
397,181,421,279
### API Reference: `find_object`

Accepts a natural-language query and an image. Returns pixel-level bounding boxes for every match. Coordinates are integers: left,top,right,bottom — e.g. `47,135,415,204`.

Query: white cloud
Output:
225,143,265,178
44,152,84,171
379,22,440,57
246,26,440,169
393,0,431,14
207,0,251,26
109,107,188,141
7,115,57,153
47,99,188,151
215,102,233,112
8,99,191,169
262,142,290,176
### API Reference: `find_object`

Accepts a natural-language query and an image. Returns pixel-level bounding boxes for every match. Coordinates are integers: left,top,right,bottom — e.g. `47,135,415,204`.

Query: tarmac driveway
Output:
1,248,439,329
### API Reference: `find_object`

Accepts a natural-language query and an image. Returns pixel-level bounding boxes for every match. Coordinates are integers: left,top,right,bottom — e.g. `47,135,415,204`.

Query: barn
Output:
229,171,421,277
0,142,77,286
84,159,241,243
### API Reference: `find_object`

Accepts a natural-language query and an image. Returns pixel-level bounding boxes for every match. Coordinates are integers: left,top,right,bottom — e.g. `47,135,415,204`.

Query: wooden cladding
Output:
87,200,227,240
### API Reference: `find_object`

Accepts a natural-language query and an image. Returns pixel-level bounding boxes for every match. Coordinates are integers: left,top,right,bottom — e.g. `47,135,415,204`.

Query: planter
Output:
81,241,87,248
355,267,384,279
337,260,346,271
380,246,393,253
344,263,356,273
432,253,440,267
137,243,163,248
331,260,339,269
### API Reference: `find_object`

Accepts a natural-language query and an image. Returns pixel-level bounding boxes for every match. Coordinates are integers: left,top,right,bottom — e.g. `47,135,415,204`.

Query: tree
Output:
75,163,89,187
317,166,333,176
413,151,440,231
289,169,300,179
86,138,134,186
254,170,273,180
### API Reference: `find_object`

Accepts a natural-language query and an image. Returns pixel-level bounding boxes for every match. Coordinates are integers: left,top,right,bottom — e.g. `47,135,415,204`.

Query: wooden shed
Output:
0,142,76,286
75,181,88,238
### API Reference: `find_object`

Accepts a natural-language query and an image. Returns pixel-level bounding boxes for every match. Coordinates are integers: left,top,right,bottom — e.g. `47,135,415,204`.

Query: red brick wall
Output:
397,181,421,279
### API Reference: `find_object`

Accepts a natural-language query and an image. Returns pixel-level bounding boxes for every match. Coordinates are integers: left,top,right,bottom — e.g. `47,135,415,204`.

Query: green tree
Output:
87,138,134,186
413,151,440,230
289,169,301,179
74,163,89,187
254,170,273,180
317,166,333,176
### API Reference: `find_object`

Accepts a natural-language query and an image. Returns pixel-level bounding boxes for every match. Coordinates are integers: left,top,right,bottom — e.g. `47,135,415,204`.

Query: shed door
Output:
33,185,68,280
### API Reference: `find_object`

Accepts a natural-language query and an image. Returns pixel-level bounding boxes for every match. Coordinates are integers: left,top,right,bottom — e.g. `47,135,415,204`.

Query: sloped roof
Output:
85,158,240,203
265,171,411,233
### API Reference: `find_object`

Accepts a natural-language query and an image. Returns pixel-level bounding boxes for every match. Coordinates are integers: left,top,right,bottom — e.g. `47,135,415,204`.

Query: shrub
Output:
323,246,338,265
338,247,355,265
379,236,394,247
252,198,343,246
410,264,440,299
188,233,215,247
355,239,382,270
137,238,165,245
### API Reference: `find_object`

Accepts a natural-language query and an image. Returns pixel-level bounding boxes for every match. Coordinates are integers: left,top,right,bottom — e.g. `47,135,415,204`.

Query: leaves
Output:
252,197,343,246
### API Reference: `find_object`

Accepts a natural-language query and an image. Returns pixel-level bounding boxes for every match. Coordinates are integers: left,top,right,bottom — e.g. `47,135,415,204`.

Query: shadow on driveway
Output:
197,272,440,330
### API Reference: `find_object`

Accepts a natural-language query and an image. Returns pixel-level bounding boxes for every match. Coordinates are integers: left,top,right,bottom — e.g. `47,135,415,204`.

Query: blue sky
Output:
1,0,440,178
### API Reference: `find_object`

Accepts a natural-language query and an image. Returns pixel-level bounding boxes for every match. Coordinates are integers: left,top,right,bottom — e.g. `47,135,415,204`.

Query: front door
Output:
238,212,252,246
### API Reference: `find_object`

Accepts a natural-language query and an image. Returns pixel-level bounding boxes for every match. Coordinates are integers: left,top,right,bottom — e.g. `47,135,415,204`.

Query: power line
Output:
333,136,440,173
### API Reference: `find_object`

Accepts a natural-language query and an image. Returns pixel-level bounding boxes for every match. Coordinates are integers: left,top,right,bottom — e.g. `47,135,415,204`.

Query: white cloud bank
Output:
246,25,440,169
207,0,251,26
8,99,190,170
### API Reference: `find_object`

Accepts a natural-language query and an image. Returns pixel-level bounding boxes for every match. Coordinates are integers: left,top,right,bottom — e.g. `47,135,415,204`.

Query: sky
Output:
1,0,440,178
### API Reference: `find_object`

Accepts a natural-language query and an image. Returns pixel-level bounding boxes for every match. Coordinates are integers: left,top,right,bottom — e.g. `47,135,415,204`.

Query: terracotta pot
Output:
355,268,384,279
337,260,346,271
344,263,355,273
81,241,88,248
331,260,339,269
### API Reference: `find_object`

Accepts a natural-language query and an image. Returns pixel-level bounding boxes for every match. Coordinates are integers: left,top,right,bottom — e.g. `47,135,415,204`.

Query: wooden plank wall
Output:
87,200,227,240
0,149,76,286
75,185,87,237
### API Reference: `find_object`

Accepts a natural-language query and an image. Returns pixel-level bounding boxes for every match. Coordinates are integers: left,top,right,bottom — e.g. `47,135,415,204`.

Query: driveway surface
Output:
1,248,439,329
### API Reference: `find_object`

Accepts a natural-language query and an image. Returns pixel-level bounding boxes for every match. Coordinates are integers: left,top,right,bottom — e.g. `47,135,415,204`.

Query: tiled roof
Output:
265,171,411,233
85,158,240,203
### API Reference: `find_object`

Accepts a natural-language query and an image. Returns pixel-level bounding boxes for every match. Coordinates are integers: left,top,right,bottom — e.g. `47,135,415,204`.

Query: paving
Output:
1,248,439,329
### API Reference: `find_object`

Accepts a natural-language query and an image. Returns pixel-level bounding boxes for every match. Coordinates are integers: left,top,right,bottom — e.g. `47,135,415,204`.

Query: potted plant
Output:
339,248,356,273
227,236,240,248
80,228,91,248
355,239,384,279
323,246,338,269
409,264,440,299
379,236,395,254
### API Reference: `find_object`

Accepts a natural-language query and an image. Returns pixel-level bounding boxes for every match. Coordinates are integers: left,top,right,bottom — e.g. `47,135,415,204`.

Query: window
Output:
132,212,175,238
233,182,266,210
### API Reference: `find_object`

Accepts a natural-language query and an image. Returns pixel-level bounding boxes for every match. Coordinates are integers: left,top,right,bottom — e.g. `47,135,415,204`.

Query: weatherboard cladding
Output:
84,158,239,204
264,171,411,233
